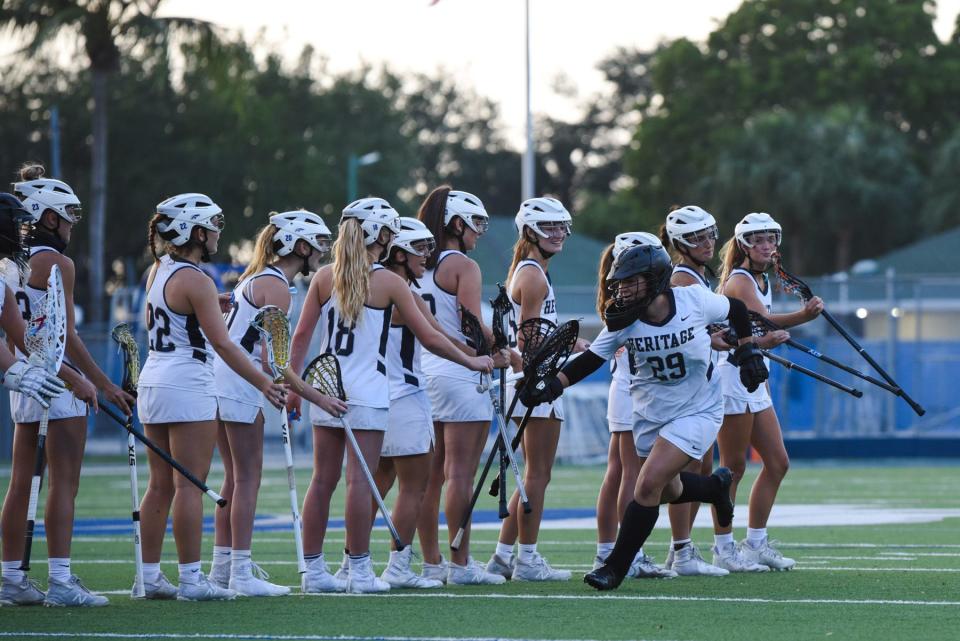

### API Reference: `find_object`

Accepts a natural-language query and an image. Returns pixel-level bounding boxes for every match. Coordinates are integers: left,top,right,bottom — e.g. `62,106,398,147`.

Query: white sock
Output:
1,560,24,584
143,562,161,584
714,532,735,547
48,557,71,583
518,543,537,563
231,549,251,577
496,542,514,559
304,552,325,571
211,545,231,569
596,542,615,561
178,561,202,585
348,553,370,572
672,538,692,551
747,527,767,547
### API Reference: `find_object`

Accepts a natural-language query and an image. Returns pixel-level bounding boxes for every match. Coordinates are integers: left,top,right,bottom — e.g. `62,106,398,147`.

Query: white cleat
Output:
229,563,290,597
511,553,571,582
381,547,442,589
420,555,448,585
43,575,109,607
671,544,729,577
713,541,770,573
209,562,231,589
346,556,390,594
447,557,507,585
301,558,347,593
628,553,678,579
0,575,45,606
333,552,350,583
485,553,516,580
135,572,178,600
740,539,796,571
176,573,237,601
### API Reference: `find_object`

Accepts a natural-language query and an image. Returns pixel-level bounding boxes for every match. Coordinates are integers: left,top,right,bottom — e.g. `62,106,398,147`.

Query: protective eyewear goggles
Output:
682,225,719,247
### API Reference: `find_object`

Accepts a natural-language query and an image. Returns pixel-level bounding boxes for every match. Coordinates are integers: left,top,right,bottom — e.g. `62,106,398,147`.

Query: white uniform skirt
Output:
138,385,218,424
503,372,565,422
11,389,86,423
310,401,388,432
606,380,632,433
217,396,263,424
718,358,773,415
424,374,492,423
382,391,434,457
632,401,724,460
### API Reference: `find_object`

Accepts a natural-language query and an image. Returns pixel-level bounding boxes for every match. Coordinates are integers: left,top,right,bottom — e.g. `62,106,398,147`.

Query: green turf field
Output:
1,460,958,641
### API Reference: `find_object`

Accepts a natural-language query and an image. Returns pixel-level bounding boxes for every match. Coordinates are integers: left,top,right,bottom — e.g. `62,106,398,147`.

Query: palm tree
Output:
0,0,213,323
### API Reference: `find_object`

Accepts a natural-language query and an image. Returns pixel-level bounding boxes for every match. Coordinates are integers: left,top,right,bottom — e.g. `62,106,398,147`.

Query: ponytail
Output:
239,221,280,282
147,214,164,264
717,236,747,293
332,218,369,326
18,162,45,182
595,244,615,321
506,229,540,284
418,185,452,270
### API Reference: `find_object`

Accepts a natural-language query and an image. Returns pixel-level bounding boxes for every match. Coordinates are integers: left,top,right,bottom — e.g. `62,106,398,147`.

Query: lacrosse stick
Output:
749,311,898,394
774,254,924,416
20,264,67,571
302,353,403,551
250,305,306,574
453,305,529,551
110,322,145,597
490,284,512,519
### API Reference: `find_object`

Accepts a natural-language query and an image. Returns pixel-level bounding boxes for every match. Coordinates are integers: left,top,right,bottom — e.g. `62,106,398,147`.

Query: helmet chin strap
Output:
738,241,769,275
29,217,67,253
298,246,314,276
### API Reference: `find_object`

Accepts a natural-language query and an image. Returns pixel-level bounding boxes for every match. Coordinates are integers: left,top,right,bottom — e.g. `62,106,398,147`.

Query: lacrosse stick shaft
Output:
490,406,535,497
100,403,227,506
819,310,923,415
763,349,862,397
452,432,504,551
337,416,403,550
127,429,146,598
20,409,49,571
280,411,307,573
783,337,898,394
490,395,530,513
497,368,508,519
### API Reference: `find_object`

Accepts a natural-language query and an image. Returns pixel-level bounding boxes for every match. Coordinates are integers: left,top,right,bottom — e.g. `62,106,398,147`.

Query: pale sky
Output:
157,0,960,148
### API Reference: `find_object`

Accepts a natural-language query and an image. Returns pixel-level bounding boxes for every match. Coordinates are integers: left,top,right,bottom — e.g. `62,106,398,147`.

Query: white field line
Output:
0,634,658,641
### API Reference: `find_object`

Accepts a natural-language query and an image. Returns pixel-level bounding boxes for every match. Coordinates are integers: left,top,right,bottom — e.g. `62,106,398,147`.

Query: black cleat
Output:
712,467,735,528
583,565,624,591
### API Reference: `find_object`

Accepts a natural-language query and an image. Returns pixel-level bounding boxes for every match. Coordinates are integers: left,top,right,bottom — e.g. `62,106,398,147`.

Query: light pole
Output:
347,151,382,202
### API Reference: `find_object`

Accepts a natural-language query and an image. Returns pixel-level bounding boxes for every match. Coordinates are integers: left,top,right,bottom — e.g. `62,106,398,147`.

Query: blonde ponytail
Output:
717,237,747,293
332,219,370,326
239,221,280,282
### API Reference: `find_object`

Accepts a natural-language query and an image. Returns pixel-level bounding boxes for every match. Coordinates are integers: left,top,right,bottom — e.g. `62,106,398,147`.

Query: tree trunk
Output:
89,68,109,326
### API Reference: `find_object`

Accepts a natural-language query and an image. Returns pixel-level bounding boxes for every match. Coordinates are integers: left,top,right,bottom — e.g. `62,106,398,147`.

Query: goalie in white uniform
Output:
520,241,769,591
713,213,823,571
137,193,287,602
209,209,342,597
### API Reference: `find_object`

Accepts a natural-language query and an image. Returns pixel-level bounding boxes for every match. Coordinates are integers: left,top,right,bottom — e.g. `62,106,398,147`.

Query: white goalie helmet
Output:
19,180,82,224
269,209,332,256
515,197,572,238
445,190,489,234
613,231,662,259
155,193,224,247
665,205,719,248
389,217,436,257
340,197,402,246
735,212,782,248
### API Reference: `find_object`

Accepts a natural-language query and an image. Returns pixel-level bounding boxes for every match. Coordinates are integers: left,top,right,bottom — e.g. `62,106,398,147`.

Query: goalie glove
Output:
729,342,768,393
2,360,66,407
518,376,564,408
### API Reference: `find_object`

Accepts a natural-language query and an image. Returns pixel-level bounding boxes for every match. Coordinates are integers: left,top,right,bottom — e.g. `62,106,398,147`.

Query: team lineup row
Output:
0,162,823,606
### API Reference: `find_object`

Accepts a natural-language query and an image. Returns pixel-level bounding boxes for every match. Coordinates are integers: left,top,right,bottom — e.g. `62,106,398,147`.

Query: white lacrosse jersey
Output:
716,267,772,398
139,255,215,391
672,264,711,289
386,302,424,401
13,246,75,368
316,264,393,408
507,259,558,349
415,250,475,382
590,286,730,425
214,265,289,406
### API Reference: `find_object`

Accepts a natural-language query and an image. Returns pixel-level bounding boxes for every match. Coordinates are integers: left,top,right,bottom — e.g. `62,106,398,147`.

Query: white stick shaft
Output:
281,413,306,573
128,432,145,598
490,391,529,506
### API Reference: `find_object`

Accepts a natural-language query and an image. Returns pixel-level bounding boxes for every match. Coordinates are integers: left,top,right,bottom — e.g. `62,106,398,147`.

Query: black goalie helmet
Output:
606,243,673,314
0,192,32,269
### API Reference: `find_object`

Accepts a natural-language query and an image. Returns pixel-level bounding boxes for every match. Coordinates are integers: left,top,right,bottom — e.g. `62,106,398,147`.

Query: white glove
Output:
2,360,66,408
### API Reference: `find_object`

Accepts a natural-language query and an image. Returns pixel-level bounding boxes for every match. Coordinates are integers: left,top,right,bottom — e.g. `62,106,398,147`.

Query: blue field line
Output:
38,507,595,537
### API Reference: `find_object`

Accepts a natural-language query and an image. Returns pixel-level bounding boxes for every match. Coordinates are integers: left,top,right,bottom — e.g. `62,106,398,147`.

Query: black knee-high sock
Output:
604,501,660,577
671,471,720,504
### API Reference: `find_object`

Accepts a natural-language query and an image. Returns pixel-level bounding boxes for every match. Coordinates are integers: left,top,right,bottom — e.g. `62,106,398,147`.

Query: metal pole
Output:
885,267,897,433
346,154,358,203
49,106,62,178
521,0,534,200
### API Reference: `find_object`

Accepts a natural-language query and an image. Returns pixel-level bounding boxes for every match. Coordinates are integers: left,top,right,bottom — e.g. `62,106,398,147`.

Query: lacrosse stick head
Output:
250,305,290,382
524,319,579,385
773,252,813,302
490,283,511,351
303,353,347,401
24,264,67,374
110,322,141,394
517,317,557,370
459,304,489,356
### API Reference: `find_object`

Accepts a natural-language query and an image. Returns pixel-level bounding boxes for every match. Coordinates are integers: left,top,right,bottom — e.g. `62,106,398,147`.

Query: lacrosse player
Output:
713,213,823,571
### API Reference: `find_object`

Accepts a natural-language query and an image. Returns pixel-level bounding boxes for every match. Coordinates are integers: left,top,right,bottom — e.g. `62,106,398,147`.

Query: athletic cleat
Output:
485,552,516,580
135,572,178,599
420,556,448,585
333,552,350,582
43,575,109,607
740,539,796,571
591,554,606,571
712,467,735,528
381,548,442,589
583,564,624,591
671,544,729,577
664,547,675,570
447,557,507,585
0,575,45,606
712,541,769,573
512,553,571,582
628,553,677,579
176,573,237,601
346,556,390,594
209,561,231,589
302,559,347,593
229,563,290,597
